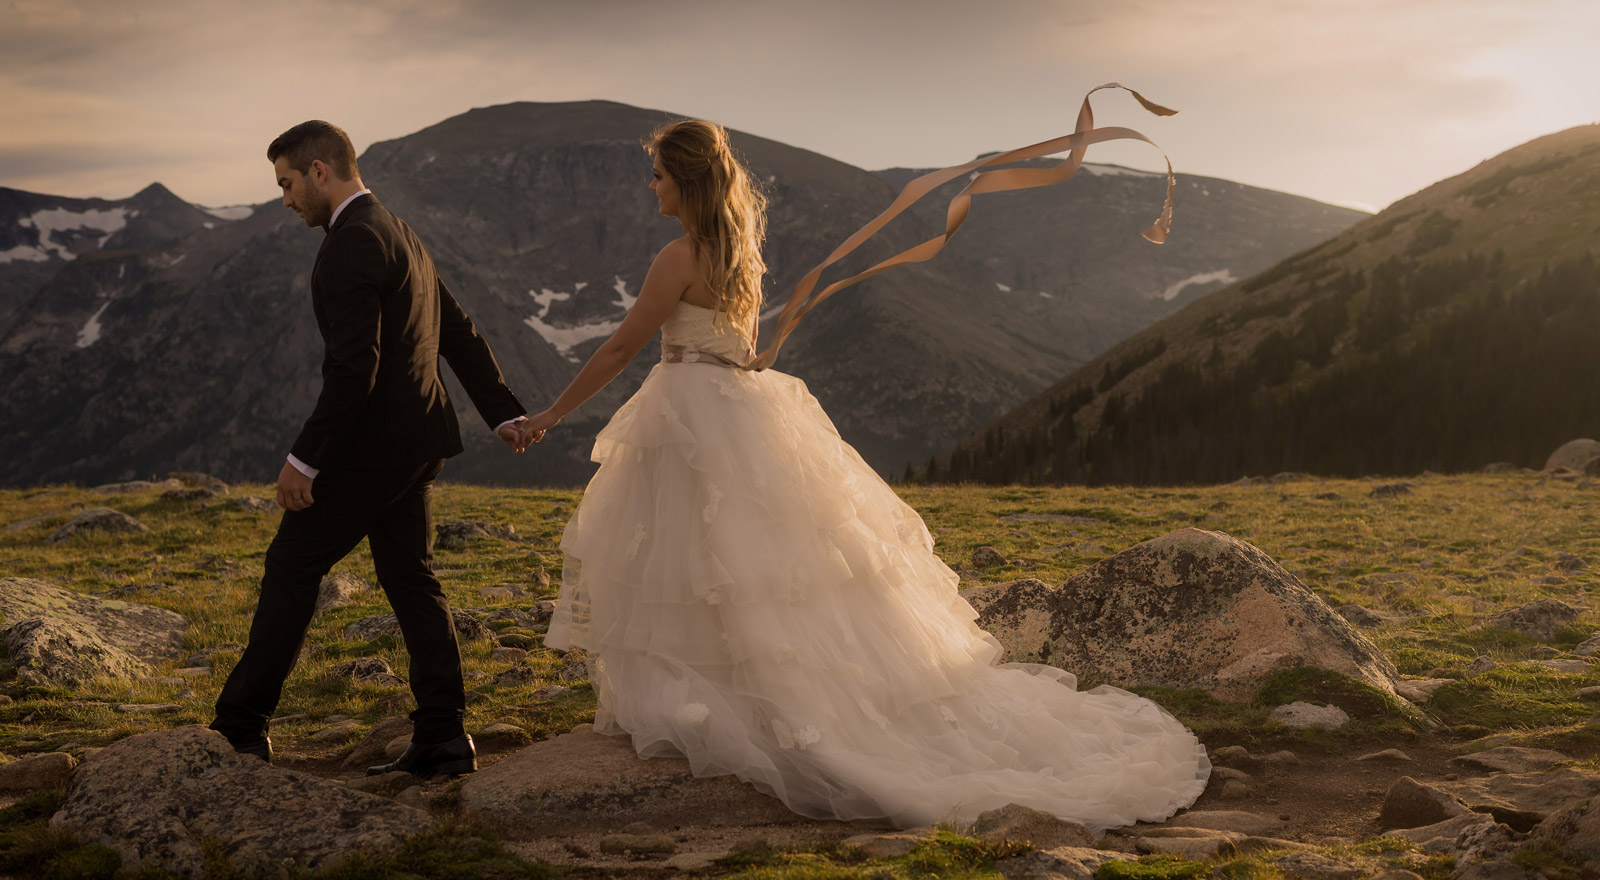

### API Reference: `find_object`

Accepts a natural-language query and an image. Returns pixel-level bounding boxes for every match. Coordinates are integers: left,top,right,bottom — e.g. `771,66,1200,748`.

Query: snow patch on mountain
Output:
1,206,132,263
1083,164,1163,178
76,301,111,349
522,277,636,361
1159,269,1237,301
203,205,255,221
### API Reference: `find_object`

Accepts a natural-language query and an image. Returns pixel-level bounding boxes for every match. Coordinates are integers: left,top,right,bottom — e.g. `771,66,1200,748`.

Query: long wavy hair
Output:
646,119,768,340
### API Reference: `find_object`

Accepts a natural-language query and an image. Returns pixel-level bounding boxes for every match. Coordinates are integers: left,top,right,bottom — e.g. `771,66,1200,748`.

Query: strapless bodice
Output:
660,301,754,367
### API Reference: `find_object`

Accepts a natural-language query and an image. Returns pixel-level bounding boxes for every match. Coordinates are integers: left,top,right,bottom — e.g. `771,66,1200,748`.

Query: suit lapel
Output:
312,193,378,277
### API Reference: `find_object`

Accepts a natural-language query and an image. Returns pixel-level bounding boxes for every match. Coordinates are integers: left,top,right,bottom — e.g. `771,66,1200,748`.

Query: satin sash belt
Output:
744,83,1177,373
661,343,751,368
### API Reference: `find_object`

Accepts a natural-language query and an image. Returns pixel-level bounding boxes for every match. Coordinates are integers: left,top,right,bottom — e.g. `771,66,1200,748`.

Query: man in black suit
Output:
210,120,530,778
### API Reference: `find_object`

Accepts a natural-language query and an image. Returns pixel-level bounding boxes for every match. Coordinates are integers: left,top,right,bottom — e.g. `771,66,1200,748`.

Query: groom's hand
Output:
276,462,315,511
498,417,531,453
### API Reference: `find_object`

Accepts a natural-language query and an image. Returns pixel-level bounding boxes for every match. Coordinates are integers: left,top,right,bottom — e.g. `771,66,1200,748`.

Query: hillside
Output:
930,124,1600,484
0,100,1360,487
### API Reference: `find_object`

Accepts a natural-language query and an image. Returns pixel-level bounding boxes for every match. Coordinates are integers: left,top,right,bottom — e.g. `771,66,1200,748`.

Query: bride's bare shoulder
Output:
652,237,695,277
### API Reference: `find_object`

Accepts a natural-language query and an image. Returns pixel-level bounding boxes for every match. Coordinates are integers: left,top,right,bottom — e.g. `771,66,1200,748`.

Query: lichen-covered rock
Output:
0,752,78,791
168,471,229,493
995,846,1120,880
50,726,428,877
1545,439,1600,475
435,520,519,551
1268,702,1350,729
47,508,148,543
968,803,1094,848
1440,768,1600,815
0,577,187,680
3,617,152,686
343,609,489,642
329,658,397,682
342,717,413,769
961,529,1400,700
1484,599,1582,642
971,546,1008,569
1525,792,1600,869
316,572,371,614
458,725,798,833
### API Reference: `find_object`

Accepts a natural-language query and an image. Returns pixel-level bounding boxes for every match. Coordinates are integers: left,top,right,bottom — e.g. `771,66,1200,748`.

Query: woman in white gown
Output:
524,119,1209,831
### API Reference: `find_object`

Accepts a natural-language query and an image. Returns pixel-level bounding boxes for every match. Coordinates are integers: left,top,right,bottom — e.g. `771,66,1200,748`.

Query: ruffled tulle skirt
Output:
545,361,1209,830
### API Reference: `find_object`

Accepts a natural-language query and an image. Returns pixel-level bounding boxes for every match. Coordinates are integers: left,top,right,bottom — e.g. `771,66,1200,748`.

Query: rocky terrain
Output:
2,446,1599,877
0,99,1361,488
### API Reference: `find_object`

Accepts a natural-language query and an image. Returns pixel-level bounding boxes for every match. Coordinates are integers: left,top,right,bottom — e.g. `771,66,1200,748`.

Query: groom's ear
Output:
308,159,329,188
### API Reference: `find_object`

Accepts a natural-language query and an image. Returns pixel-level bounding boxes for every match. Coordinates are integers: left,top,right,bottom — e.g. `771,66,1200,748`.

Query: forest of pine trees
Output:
933,249,1599,485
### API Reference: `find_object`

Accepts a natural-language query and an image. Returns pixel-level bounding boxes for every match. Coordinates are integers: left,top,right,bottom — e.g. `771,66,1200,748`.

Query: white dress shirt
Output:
286,188,523,479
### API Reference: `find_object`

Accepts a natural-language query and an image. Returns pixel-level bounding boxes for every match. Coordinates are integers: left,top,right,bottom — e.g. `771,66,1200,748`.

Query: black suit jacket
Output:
290,193,525,472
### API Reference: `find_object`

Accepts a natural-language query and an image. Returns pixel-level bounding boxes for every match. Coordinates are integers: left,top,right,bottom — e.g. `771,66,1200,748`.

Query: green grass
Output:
3,471,1600,876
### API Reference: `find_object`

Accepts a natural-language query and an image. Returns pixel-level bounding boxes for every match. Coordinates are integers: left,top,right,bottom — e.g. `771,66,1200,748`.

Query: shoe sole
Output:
418,758,478,778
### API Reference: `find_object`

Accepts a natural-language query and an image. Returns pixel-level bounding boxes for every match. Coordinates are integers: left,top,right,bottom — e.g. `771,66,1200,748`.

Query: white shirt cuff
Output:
495,416,527,433
286,454,319,479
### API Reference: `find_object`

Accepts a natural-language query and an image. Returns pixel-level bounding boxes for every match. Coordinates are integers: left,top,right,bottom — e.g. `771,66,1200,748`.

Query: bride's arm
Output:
523,240,694,438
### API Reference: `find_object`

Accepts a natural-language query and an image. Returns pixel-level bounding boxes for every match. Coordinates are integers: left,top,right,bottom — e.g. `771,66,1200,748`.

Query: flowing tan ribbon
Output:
743,83,1177,372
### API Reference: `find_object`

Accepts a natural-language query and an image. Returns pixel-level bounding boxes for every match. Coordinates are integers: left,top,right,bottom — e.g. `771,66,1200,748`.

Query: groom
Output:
210,120,532,778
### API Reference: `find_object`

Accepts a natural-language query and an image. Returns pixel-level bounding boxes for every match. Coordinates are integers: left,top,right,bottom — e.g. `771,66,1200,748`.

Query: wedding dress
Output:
545,300,1210,830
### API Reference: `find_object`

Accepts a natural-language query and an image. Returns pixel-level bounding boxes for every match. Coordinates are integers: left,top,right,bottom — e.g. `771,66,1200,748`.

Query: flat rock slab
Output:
1451,748,1572,774
459,725,805,835
995,846,1121,880
47,507,149,543
961,529,1399,700
1163,809,1287,836
0,577,187,668
51,726,429,877
1441,769,1600,815
1269,702,1350,729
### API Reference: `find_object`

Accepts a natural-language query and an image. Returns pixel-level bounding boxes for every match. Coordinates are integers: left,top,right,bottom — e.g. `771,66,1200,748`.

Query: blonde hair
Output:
646,119,767,340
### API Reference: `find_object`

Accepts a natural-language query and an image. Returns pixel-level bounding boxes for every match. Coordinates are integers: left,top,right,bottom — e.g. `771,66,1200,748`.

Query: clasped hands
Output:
497,409,562,454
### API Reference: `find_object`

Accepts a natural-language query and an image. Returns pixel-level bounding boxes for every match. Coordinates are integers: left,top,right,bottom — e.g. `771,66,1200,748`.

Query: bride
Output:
523,118,1210,830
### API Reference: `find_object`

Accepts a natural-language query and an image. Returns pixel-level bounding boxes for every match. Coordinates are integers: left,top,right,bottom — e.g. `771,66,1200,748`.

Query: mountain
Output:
0,100,1363,488
930,124,1600,485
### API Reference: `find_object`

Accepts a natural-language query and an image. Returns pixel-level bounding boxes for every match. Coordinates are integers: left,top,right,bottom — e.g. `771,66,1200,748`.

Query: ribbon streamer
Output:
744,83,1177,372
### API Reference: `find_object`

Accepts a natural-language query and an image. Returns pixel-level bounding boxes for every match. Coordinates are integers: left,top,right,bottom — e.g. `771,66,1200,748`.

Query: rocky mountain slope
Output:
0,100,1361,487
932,124,1600,485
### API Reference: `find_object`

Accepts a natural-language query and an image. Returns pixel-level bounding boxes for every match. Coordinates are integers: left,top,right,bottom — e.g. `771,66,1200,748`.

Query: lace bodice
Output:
660,301,754,366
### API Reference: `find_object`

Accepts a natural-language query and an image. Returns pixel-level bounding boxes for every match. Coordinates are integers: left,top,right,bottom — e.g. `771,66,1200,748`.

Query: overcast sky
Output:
2,0,1597,212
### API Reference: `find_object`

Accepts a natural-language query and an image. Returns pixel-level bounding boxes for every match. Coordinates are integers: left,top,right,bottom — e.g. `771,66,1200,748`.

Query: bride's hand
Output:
519,409,561,445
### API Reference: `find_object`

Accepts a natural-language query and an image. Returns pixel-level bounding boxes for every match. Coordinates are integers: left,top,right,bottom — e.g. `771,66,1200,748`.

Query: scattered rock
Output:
972,546,1008,568
1524,791,1600,869
309,720,363,743
1336,605,1383,628
968,803,1094,848
1270,851,1367,880
47,507,149,543
1138,835,1237,858
1483,463,1518,474
995,846,1120,880
435,520,519,551
478,587,514,602
4,512,58,533
600,831,677,855
490,647,527,664
343,609,490,643
50,726,429,875
1394,679,1456,703
330,658,398,683
315,572,371,614
458,725,802,833
493,667,540,686
1528,645,1562,659
476,722,533,752
1536,659,1591,673
1383,812,1494,845
1575,635,1600,658
1356,749,1414,763
1545,439,1600,475
1469,656,1498,675
1165,810,1286,836
1268,702,1350,729
342,717,413,769
843,827,939,858
1485,599,1582,641
663,852,721,871
1379,777,1470,830
531,685,572,700
1220,781,1251,798
1558,553,1590,574
0,752,77,791
1370,483,1414,498
90,480,175,494
228,496,277,513
168,471,229,493
162,487,220,502
961,529,1401,700
483,608,539,628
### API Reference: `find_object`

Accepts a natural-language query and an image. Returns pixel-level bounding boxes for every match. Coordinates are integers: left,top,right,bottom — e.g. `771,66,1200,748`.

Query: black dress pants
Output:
211,458,466,745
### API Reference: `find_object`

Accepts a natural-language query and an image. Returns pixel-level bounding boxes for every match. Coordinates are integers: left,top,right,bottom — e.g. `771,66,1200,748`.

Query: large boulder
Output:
0,578,187,684
51,726,428,877
47,508,148,543
961,529,1400,700
458,724,800,834
1545,439,1600,475
3,617,150,686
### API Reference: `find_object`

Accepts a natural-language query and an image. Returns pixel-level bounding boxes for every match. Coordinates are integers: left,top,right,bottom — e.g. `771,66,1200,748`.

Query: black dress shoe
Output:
367,733,476,778
232,736,273,763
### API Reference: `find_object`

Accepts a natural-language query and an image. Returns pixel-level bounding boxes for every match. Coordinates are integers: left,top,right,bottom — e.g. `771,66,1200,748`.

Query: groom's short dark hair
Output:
268,120,359,181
